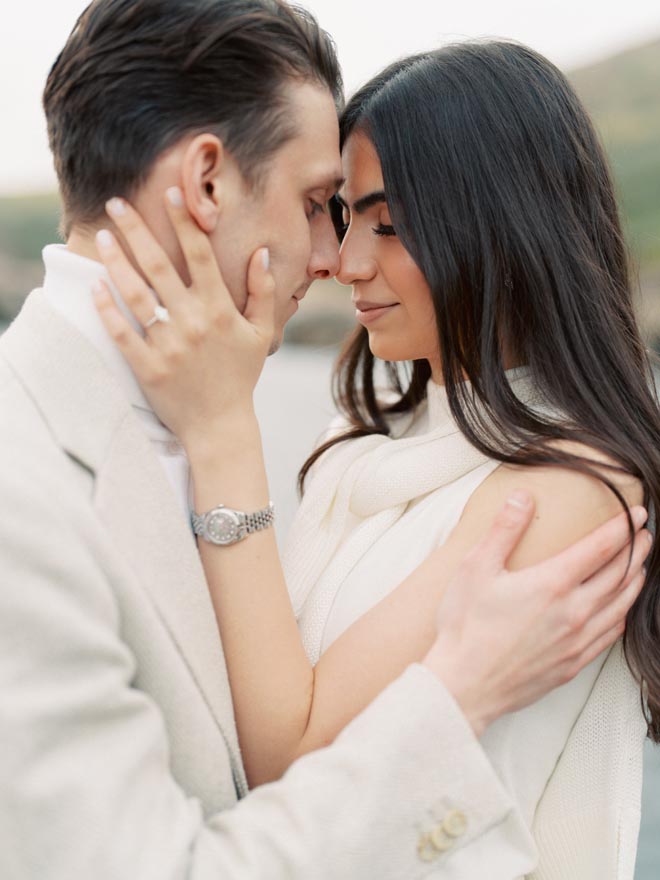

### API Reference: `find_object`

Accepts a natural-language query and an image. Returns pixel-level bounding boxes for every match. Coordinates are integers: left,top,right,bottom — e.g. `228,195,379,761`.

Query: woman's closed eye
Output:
372,223,396,237
338,210,395,238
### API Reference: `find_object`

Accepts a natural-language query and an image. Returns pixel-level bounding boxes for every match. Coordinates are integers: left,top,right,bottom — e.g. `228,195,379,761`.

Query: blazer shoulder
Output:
0,353,95,502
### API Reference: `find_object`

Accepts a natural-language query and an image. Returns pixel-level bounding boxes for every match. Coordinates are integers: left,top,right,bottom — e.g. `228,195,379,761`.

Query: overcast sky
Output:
2,0,660,196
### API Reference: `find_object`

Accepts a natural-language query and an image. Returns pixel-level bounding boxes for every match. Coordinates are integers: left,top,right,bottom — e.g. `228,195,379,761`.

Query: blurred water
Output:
255,344,659,878
639,741,660,879
254,344,337,540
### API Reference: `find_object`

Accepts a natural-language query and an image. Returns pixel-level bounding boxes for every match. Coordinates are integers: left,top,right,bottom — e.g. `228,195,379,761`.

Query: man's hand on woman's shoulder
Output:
423,490,650,736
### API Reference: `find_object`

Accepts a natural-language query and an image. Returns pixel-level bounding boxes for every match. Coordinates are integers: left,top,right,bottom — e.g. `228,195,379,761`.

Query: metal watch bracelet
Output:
191,501,275,546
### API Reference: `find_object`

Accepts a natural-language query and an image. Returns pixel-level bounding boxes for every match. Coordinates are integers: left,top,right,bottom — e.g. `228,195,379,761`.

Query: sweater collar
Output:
425,366,532,430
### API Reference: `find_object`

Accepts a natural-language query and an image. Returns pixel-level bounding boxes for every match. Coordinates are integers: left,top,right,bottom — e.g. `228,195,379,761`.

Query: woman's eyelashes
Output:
340,212,396,239
336,194,396,238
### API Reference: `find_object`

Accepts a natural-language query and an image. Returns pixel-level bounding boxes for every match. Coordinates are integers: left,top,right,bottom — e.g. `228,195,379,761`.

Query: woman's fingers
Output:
162,187,231,306
104,197,186,314
98,191,274,361
95,228,167,329
92,279,156,379
244,247,276,338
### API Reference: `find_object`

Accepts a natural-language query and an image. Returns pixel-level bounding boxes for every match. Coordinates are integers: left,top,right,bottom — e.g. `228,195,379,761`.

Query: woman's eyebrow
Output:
335,190,387,214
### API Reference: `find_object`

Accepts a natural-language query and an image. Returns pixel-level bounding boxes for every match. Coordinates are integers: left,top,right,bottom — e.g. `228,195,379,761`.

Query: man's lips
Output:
353,299,400,325
292,284,310,302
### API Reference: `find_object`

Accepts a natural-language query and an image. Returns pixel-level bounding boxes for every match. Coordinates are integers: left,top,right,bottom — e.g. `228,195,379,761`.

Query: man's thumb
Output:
476,490,535,573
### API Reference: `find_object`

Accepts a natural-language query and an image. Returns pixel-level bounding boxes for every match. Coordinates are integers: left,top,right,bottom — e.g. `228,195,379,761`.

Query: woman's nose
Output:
336,234,377,286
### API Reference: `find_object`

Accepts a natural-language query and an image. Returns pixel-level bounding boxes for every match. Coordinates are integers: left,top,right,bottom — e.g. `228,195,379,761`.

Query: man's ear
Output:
180,133,226,233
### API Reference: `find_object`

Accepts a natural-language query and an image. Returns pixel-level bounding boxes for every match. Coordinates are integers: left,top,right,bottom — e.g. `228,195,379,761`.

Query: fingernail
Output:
261,247,270,271
166,186,183,207
633,507,649,528
106,197,126,217
91,280,105,298
96,229,114,250
507,489,530,511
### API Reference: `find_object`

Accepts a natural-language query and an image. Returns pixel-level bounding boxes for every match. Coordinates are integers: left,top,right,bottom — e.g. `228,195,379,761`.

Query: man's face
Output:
210,82,343,352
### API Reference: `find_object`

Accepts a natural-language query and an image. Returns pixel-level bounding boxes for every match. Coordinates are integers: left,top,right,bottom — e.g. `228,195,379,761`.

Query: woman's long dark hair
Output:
299,41,660,741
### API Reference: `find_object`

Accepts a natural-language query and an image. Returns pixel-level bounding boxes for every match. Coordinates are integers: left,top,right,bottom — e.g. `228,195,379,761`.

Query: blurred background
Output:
0,1,658,873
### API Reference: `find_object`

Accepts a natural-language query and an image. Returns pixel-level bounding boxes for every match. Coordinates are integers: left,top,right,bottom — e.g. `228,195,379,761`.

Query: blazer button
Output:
430,824,454,852
443,809,468,838
417,832,439,862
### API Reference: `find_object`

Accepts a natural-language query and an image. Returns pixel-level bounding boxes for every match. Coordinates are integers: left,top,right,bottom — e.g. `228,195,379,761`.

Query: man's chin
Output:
268,310,294,355
267,334,283,356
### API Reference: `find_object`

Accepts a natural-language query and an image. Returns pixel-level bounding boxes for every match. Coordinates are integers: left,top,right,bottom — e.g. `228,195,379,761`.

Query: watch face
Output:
207,510,241,545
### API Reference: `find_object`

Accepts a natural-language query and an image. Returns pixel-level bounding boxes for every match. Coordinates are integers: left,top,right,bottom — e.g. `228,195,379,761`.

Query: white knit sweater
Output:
284,376,647,878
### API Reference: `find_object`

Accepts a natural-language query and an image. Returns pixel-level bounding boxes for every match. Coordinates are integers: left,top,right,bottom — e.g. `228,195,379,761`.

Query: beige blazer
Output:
0,290,519,879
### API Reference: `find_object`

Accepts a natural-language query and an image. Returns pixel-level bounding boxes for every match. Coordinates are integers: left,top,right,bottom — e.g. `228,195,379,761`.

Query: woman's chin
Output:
367,335,415,364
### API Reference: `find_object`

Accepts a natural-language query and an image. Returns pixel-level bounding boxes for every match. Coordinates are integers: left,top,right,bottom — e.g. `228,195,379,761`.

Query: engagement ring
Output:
144,305,170,330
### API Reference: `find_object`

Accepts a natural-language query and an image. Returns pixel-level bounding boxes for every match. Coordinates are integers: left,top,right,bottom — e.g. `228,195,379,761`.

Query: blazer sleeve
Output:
0,458,527,880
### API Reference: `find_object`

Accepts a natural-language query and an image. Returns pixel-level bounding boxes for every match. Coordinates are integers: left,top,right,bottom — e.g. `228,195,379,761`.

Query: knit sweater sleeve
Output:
528,642,646,880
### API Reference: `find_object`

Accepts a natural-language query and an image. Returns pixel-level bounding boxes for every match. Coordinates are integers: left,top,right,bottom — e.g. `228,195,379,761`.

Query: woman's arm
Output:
180,406,645,786
93,195,647,788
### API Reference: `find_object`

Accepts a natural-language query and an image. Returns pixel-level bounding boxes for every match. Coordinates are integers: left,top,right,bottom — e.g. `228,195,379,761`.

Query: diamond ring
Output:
144,305,171,330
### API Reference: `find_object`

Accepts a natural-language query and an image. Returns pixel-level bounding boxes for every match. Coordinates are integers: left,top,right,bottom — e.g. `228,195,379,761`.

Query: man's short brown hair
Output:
43,0,342,233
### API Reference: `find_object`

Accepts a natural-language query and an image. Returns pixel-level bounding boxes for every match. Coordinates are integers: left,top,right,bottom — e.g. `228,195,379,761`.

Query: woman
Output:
94,41,659,877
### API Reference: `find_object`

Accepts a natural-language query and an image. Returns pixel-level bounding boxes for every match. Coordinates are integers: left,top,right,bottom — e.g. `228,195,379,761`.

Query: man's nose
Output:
308,217,341,280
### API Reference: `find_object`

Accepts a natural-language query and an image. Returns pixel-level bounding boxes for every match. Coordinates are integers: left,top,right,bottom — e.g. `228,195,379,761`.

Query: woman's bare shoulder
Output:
448,441,643,571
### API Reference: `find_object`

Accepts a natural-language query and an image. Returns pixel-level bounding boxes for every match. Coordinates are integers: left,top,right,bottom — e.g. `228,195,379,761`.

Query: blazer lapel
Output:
1,291,247,795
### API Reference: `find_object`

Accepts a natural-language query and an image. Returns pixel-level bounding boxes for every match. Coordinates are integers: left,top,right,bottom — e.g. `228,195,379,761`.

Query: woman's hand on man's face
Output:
91,188,275,446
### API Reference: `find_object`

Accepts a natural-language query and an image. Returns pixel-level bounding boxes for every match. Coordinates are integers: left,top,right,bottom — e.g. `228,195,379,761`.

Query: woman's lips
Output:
354,302,399,325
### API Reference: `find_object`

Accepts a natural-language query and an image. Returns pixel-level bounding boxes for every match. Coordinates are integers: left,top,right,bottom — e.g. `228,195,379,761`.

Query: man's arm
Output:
0,456,514,880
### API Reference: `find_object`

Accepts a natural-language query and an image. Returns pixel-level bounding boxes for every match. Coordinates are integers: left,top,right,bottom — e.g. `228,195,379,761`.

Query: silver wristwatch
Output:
191,501,275,546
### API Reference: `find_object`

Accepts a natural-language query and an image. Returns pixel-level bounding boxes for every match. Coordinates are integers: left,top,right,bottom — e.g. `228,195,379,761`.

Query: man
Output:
0,1,648,878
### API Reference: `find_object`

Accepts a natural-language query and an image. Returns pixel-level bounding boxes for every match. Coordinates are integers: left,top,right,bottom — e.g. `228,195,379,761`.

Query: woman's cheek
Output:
394,272,439,358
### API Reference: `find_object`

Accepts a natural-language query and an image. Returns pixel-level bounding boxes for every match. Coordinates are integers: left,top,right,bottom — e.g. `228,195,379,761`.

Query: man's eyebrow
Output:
335,190,387,214
309,175,344,195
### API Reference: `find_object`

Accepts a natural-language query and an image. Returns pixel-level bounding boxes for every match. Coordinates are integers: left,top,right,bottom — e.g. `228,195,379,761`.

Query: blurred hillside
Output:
0,192,61,321
569,36,660,343
1,36,659,343
570,37,660,269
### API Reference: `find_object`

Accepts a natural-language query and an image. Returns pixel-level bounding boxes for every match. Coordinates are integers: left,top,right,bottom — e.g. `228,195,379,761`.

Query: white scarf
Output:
283,369,538,663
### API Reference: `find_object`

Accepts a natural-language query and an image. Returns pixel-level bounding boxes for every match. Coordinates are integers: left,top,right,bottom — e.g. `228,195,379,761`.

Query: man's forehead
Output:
283,84,342,187
274,131,341,186
263,154,342,200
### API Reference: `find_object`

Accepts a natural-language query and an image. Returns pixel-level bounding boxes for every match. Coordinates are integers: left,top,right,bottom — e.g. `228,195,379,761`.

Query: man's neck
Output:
66,222,187,288
66,224,154,285
66,228,104,265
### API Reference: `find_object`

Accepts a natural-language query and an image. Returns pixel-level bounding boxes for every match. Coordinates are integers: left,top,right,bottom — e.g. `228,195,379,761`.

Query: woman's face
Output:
337,131,441,377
